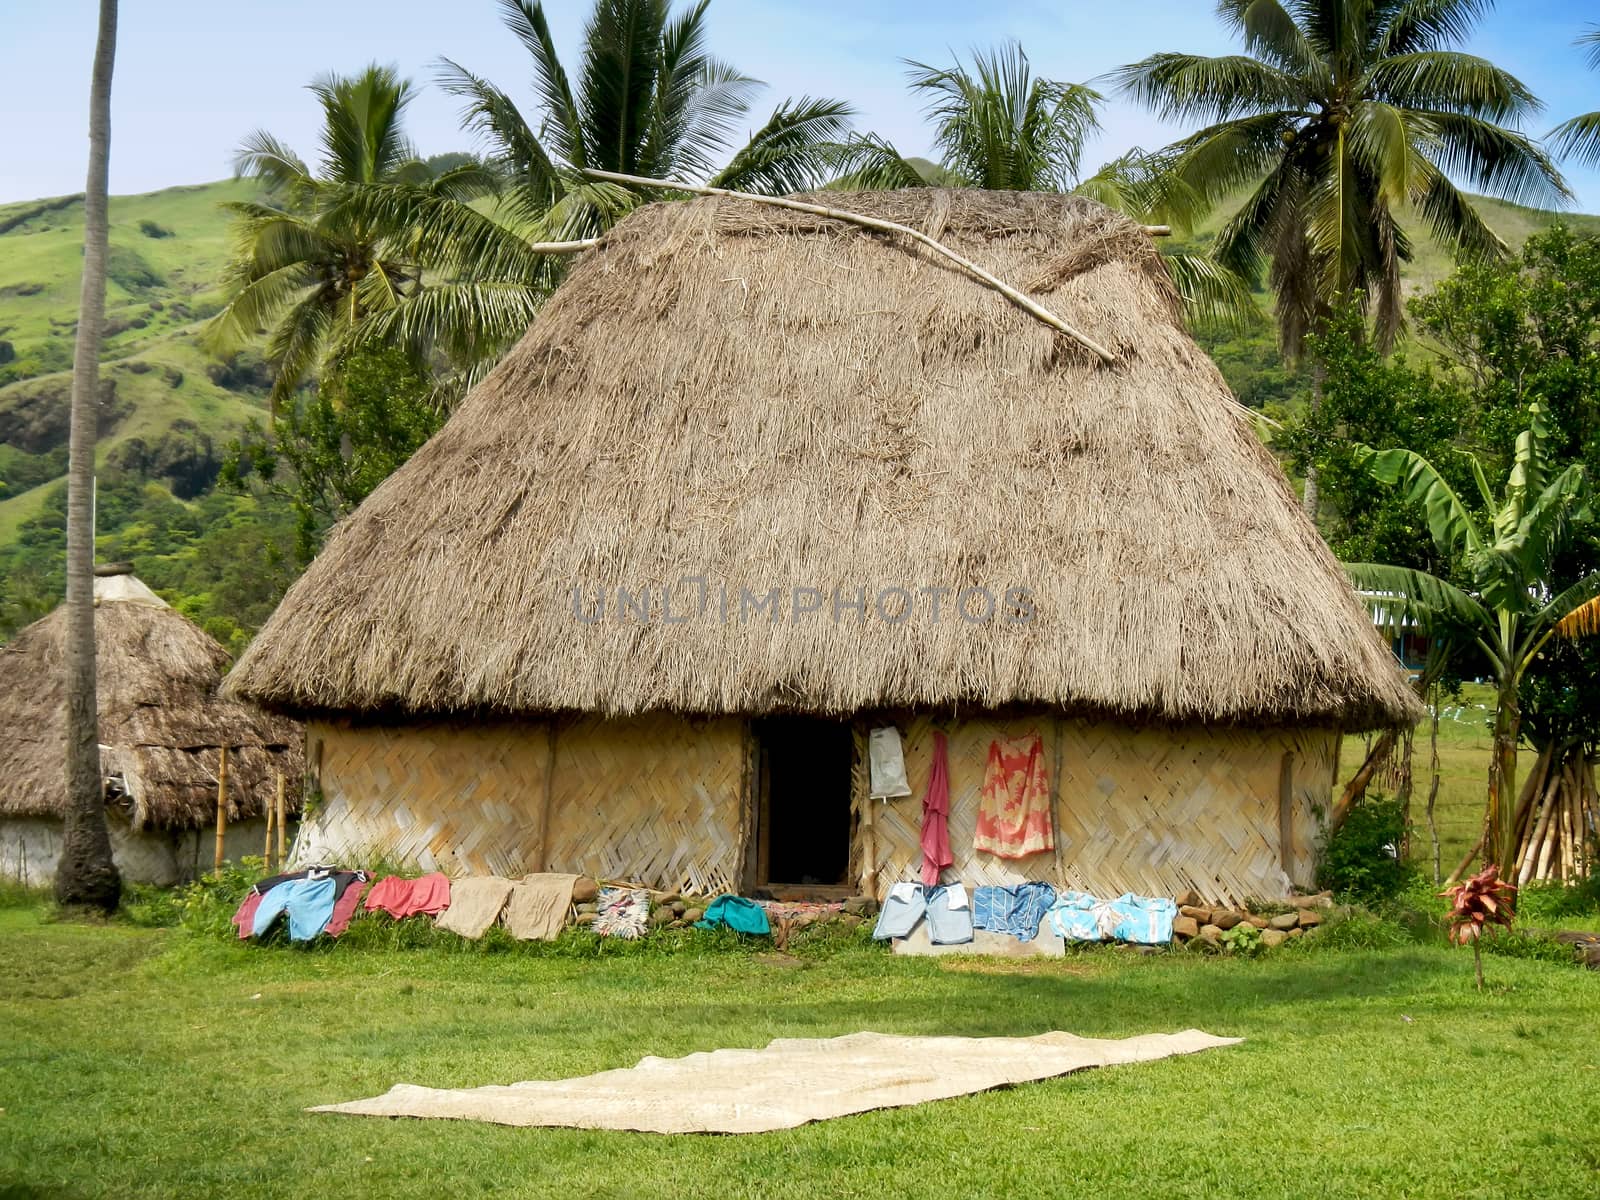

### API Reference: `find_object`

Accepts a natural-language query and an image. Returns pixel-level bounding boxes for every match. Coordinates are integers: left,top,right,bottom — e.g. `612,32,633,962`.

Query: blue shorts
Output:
873,883,974,945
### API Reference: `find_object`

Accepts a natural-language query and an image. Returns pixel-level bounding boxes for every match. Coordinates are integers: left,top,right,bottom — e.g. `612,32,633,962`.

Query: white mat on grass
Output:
310,1029,1240,1134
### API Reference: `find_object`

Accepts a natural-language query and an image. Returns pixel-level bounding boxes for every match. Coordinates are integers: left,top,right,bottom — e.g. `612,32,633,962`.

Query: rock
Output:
654,892,681,905
573,912,597,926
1211,909,1242,931
671,901,687,917
1179,904,1212,923
575,902,598,915
839,913,862,929
843,895,877,916
682,908,705,924
1174,889,1202,908
648,907,677,928
1268,912,1300,931
1199,924,1223,945
1260,928,1288,948
1288,891,1334,908
571,877,599,903
1297,909,1323,928
1243,914,1269,929
1172,915,1200,940
1286,926,1305,939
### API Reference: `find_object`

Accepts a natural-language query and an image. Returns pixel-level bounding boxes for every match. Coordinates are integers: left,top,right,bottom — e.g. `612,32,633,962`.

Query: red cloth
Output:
365,872,452,918
920,731,954,887
975,731,1054,859
324,880,369,938
232,891,263,940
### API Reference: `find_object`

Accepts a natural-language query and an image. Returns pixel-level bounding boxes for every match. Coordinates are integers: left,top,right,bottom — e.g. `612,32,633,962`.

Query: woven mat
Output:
311,1028,1240,1134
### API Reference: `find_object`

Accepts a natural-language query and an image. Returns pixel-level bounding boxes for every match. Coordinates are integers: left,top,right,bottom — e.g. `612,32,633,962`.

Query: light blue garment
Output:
1104,893,1178,945
872,882,973,945
1047,891,1105,942
252,876,338,941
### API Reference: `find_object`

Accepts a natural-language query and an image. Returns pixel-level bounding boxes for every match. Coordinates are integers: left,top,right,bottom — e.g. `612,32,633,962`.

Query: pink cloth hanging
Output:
920,731,954,886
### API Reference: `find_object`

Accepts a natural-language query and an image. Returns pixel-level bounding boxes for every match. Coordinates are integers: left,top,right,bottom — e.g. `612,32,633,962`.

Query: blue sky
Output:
2,0,1597,209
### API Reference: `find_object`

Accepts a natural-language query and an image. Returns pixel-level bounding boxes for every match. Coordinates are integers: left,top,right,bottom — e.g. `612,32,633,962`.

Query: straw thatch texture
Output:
227,190,1417,730
855,716,1334,906
0,575,301,830
299,714,745,892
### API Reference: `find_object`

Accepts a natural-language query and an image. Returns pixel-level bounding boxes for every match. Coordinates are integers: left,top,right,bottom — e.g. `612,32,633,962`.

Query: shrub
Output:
1299,910,1413,951
137,219,174,239
1318,795,1412,903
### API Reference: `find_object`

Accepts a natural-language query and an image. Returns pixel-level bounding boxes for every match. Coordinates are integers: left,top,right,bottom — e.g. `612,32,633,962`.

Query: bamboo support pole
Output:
579,168,1119,366
1536,772,1561,881
525,238,600,254
263,790,275,871
213,746,229,875
274,771,287,867
1517,769,1559,886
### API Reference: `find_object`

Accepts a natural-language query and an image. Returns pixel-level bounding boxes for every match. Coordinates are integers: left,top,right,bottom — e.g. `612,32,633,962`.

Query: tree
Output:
1118,0,1568,517
221,347,442,565
1549,25,1600,166
1347,405,1600,877
204,65,490,408
56,0,121,911
360,0,863,380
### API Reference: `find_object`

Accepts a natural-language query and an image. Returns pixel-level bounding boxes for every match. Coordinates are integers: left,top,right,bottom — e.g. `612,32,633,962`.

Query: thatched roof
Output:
0,571,302,829
227,190,1419,730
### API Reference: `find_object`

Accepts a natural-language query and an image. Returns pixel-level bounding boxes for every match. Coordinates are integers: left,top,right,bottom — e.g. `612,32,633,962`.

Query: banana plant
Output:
1346,404,1600,875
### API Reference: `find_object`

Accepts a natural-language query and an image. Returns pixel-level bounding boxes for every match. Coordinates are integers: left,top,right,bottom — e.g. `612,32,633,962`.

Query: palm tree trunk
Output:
54,0,121,912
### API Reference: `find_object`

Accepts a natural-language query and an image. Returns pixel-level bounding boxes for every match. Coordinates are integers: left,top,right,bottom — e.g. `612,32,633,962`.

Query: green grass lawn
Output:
2,901,1598,1199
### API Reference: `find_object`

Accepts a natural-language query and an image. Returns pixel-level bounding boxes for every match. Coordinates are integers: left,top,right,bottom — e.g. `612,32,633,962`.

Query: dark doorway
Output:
753,717,854,887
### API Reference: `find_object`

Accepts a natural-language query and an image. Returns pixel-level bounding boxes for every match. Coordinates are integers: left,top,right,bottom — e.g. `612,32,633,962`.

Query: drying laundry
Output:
501,874,579,941
872,881,973,945
694,895,771,935
252,876,339,941
323,879,370,938
365,872,452,919
975,731,1054,859
1047,891,1178,945
919,731,954,886
231,891,263,940
593,888,650,939
972,881,1058,942
435,876,515,940
311,1029,1242,1134
868,726,912,799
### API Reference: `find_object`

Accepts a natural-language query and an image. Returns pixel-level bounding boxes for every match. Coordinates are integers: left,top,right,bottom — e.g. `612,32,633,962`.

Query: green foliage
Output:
221,346,441,564
1218,923,1263,956
1302,909,1414,951
1515,876,1600,925
1318,795,1413,903
137,219,174,239
1117,0,1568,355
1478,928,1584,965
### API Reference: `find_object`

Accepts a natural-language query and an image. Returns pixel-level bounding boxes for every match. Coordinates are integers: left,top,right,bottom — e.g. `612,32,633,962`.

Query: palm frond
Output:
1379,0,1496,56
820,135,928,190
1421,112,1571,209
1113,52,1308,124
1365,51,1540,121
233,130,315,203
435,57,564,203
1160,251,1260,332
1554,591,1600,639
709,97,859,194
577,0,667,174
1344,562,1493,639
1217,0,1326,79
1549,112,1600,168
498,0,589,167
1356,443,1485,558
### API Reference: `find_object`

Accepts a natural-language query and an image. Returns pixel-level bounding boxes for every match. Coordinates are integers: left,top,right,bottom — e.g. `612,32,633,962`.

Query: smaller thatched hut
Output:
0,566,303,886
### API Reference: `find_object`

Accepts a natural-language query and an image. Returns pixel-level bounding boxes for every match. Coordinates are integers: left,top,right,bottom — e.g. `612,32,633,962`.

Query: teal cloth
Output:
694,895,771,935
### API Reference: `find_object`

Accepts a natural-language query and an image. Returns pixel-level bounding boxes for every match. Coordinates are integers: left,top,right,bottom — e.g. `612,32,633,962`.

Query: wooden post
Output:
1049,718,1067,888
275,771,286,869
213,745,229,875
263,787,275,871
1278,750,1296,880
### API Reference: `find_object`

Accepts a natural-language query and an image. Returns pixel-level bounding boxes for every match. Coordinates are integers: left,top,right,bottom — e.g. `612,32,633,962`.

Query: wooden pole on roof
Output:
275,771,287,869
213,746,229,875
578,168,1120,367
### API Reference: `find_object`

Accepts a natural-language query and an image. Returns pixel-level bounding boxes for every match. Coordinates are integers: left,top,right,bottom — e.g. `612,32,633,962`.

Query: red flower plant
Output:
1440,865,1517,989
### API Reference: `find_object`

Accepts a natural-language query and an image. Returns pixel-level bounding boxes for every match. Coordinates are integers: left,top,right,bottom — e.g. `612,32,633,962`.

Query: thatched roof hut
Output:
228,190,1418,905
0,567,302,886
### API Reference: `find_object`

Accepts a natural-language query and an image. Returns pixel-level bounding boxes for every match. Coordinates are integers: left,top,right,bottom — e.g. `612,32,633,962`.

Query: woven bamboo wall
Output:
300,714,745,892
853,716,1336,907
542,714,745,895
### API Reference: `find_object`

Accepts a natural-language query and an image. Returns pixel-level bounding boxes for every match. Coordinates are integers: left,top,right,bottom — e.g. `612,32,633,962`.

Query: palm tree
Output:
56,0,121,912
358,0,862,378
205,65,489,408
1118,0,1568,358
905,44,1103,192
869,45,1255,329
1347,405,1600,877
1550,25,1600,165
